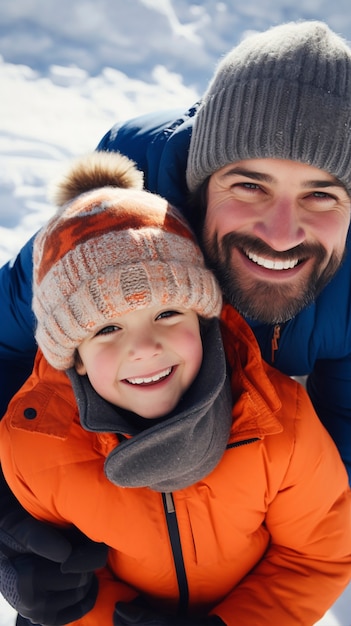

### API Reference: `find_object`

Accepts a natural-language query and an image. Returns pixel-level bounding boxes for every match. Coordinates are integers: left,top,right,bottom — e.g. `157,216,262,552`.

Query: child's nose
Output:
128,333,162,360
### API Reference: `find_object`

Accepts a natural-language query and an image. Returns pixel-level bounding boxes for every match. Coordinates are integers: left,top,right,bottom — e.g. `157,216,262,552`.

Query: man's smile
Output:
244,249,301,271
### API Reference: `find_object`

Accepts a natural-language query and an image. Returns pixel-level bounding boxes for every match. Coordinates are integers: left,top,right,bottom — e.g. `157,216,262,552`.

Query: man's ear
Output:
74,350,86,375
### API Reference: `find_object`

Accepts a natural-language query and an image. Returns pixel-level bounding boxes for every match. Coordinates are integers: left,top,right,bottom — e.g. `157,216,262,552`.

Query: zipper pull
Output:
271,324,280,363
164,491,175,513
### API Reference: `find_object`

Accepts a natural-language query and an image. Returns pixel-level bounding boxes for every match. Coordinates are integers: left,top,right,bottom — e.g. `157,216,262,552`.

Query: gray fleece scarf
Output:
67,318,232,492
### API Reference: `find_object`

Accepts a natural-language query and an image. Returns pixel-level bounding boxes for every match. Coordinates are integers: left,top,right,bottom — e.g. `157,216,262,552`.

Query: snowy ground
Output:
1,1,351,623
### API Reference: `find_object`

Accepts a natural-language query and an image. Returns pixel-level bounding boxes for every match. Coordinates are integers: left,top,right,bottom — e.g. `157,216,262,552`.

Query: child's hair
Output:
33,151,222,370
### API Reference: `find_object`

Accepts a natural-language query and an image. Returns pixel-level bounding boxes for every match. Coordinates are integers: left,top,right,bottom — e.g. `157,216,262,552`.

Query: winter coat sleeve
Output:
0,233,37,416
307,353,351,480
96,107,195,209
301,243,351,485
96,109,185,178
210,379,351,626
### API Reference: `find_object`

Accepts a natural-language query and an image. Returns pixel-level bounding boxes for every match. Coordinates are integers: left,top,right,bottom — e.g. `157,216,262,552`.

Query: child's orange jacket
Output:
1,305,351,626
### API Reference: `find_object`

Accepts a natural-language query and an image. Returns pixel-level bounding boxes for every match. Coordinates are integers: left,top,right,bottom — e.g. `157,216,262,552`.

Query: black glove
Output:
0,471,108,625
114,600,225,626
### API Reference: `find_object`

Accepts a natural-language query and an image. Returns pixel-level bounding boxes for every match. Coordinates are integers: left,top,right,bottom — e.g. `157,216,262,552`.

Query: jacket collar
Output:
220,304,283,443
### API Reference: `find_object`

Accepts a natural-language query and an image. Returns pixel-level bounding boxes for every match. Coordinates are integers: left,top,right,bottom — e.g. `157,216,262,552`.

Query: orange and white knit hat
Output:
33,151,222,370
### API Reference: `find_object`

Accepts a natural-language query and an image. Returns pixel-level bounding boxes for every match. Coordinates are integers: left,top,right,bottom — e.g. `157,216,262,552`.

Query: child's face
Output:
76,305,203,419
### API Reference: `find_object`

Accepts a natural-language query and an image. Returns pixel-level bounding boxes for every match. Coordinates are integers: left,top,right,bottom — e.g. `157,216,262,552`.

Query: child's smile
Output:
76,306,203,419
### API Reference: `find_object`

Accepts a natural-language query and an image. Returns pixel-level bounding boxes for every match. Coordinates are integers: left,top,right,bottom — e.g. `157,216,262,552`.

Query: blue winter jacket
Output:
1,106,351,481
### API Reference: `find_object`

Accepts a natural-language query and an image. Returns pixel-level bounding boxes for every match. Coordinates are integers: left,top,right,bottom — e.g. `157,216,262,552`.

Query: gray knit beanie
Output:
186,20,351,194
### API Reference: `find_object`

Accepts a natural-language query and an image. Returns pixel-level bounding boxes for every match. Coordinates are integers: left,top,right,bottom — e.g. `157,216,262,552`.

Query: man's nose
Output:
252,199,306,251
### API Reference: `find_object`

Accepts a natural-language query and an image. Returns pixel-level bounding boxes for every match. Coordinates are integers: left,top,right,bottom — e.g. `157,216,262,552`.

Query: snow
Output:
0,1,351,623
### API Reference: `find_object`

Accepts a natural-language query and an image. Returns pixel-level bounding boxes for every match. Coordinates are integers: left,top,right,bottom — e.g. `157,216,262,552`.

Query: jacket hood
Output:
67,317,232,492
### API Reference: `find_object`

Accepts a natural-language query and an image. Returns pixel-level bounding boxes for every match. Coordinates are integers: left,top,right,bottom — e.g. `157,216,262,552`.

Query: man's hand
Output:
0,478,107,625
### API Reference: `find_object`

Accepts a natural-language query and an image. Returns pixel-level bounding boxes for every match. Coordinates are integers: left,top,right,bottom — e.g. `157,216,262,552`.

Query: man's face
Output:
202,158,351,324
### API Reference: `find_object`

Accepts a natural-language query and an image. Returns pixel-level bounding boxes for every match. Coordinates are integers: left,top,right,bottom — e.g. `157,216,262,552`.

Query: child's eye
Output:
156,310,181,321
95,325,120,336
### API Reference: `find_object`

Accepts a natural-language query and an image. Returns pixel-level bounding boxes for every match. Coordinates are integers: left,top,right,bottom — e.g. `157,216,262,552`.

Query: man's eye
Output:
312,191,334,199
240,182,260,189
231,182,262,194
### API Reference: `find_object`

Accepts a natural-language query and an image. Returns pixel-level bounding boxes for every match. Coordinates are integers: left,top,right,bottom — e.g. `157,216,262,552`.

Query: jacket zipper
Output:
271,324,281,363
162,492,189,616
226,437,260,449
161,438,260,614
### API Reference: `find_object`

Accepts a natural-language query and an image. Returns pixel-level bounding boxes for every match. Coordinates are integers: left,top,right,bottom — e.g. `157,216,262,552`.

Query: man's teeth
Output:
126,367,172,385
246,251,299,270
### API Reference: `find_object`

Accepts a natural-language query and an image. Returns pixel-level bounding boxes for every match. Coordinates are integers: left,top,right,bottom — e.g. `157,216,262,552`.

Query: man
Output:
99,19,351,477
1,19,351,626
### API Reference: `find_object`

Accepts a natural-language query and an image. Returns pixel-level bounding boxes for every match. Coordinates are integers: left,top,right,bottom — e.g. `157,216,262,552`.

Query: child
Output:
0,152,350,626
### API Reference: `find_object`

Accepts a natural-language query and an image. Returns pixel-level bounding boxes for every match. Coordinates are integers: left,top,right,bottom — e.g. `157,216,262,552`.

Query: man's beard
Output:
202,231,345,324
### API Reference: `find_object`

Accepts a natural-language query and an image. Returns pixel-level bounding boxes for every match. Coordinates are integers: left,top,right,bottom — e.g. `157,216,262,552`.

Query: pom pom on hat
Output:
186,20,351,194
33,152,222,370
